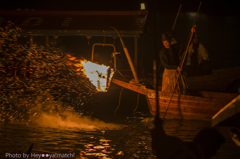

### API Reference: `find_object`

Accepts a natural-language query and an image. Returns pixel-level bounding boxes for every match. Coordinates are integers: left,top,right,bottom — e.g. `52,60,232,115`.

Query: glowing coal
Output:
81,60,114,92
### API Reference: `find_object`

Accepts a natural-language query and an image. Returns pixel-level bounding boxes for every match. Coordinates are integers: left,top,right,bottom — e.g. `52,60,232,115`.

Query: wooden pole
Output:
153,0,160,119
180,2,202,68
172,4,182,31
134,37,138,75
163,2,202,120
111,27,139,83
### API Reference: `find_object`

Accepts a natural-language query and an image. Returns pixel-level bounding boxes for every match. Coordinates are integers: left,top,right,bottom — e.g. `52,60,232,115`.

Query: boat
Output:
212,94,240,128
112,78,239,121
186,66,240,93
102,28,239,121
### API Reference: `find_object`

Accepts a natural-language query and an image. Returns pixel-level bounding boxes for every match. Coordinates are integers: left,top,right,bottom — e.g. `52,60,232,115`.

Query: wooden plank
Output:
212,95,240,127
199,91,238,99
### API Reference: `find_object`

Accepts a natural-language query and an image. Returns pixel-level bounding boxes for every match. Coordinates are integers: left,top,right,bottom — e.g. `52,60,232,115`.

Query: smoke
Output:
21,90,123,130
27,91,123,130
36,113,123,130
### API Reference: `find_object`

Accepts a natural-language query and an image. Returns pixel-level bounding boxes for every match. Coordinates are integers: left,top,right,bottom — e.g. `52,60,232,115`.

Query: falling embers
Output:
0,22,103,128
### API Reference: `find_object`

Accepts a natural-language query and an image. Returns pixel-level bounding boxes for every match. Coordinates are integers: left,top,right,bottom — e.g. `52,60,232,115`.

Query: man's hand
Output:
191,25,196,33
177,67,182,72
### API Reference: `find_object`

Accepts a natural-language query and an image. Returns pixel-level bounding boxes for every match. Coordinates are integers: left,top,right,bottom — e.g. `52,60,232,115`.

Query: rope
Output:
114,87,123,114
117,69,125,79
133,93,140,115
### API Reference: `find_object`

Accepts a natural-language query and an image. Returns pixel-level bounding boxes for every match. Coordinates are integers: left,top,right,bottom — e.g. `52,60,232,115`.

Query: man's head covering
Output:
165,31,173,38
162,31,174,42
162,33,170,42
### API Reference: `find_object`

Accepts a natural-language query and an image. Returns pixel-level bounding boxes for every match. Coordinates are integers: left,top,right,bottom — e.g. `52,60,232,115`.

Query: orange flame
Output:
81,60,114,92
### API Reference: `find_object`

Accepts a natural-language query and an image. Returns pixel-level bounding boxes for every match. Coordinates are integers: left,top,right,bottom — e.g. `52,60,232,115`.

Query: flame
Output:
81,60,114,92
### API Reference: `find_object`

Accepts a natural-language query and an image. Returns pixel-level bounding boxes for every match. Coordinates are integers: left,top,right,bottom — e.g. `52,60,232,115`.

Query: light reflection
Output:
116,151,124,156
82,137,116,158
93,145,105,149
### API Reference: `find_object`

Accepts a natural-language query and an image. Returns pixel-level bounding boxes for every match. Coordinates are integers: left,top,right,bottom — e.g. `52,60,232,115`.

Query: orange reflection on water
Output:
82,137,116,158
93,145,105,149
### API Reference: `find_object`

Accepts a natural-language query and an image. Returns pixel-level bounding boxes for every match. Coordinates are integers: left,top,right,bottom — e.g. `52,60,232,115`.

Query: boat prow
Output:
212,95,240,128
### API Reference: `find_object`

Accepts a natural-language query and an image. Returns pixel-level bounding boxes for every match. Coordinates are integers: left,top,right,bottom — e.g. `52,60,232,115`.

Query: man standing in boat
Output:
159,26,196,94
186,34,209,77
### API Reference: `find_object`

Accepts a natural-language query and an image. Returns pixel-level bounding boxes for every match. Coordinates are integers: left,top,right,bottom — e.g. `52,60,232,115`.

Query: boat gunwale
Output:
111,78,238,103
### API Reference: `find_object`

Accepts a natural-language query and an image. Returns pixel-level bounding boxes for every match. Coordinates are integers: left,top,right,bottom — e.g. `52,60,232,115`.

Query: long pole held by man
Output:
162,2,202,120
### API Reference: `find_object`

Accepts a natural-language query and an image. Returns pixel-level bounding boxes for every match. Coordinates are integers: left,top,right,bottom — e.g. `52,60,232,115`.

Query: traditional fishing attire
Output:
160,34,188,94
187,35,209,76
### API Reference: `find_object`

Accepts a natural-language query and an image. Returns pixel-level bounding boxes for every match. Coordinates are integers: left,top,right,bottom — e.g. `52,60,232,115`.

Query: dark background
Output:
1,0,239,73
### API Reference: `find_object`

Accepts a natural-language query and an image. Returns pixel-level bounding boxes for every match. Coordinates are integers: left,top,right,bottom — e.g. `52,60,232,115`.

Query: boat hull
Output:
112,78,238,121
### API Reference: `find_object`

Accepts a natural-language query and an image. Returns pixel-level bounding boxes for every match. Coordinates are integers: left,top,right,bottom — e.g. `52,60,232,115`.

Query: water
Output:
0,117,239,159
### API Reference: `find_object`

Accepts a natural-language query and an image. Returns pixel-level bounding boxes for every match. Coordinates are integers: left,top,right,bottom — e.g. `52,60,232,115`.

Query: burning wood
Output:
80,60,114,92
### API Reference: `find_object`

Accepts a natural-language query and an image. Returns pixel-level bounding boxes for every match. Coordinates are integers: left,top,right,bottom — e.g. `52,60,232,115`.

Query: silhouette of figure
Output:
230,128,240,147
152,117,225,159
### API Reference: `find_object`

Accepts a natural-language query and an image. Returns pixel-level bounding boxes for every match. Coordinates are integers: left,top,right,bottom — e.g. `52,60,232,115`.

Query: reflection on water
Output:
0,117,240,159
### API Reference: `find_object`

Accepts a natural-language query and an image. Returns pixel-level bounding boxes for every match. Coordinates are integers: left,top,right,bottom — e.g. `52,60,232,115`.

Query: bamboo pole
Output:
154,5,159,118
111,27,139,83
163,2,202,120
172,4,182,31
134,37,138,74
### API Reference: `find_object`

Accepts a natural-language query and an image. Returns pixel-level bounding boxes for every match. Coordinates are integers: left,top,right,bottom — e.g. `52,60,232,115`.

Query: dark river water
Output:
1,116,239,159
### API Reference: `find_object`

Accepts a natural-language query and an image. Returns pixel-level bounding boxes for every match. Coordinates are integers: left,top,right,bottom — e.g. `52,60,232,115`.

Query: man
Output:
160,26,195,94
186,35,209,76
230,128,240,147
152,117,225,159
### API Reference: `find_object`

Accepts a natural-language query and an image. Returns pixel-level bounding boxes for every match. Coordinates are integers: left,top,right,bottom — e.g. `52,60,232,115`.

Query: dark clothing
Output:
152,118,199,159
191,43,199,67
152,118,225,159
160,43,185,70
160,43,188,94
187,43,203,76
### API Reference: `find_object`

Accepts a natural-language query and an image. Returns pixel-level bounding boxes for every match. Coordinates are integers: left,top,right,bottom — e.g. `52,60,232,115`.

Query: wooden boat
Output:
212,95,240,128
105,27,240,121
112,78,239,121
186,66,240,93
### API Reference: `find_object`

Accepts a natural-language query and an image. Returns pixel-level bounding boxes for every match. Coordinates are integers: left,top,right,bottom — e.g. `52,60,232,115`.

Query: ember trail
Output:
0,22,113,123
